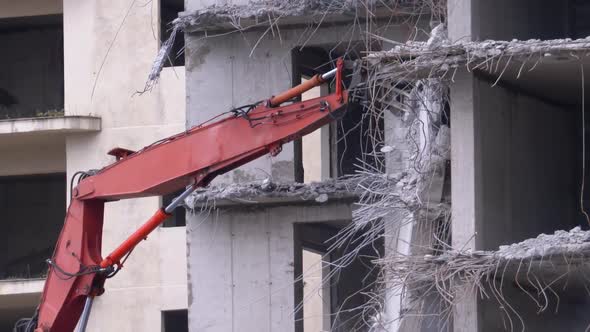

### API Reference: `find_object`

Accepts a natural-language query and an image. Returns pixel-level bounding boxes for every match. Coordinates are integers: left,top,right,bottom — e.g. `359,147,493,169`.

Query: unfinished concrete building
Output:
172,1,430,331
5,0,590,331
172,0,590,331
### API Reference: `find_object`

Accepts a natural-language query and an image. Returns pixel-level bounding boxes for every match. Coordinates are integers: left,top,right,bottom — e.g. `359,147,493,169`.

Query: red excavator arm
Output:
30,59,348,331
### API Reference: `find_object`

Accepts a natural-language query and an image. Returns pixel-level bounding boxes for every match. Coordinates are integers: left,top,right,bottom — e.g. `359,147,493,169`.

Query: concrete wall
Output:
473,0,569,41
451,73,579,331
448,0,569,42
63,0,187,330
0,135,65,176
476,83,577,250
448,3,582,330
0,0,62,19
186,199,362,332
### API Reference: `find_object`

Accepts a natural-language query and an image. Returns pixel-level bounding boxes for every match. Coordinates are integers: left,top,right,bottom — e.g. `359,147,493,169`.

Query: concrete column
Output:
449,0,569,43
447,0,473,42
447,3,481,330
450,70,482,332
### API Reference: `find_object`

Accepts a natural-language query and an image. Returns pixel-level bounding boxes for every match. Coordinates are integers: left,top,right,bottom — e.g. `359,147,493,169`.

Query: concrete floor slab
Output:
0,115,101,136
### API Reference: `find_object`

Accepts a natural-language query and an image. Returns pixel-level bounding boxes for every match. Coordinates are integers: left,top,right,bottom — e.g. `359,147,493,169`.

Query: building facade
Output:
5,1,590,331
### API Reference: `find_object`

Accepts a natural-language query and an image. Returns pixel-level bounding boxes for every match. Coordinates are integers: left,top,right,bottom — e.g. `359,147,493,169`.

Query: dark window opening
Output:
0,14,64,119
0,173,66,279
162,189,186,227
160,0,185,67
162,309,188,332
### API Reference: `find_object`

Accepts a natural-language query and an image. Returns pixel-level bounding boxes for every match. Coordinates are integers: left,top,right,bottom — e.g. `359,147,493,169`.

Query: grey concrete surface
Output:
186,197,355,332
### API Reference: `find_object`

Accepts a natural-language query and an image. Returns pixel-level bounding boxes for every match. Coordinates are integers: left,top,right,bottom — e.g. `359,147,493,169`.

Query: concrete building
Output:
4,0,590,331
177,1,590,332
177,1,432,332
0,1,187,331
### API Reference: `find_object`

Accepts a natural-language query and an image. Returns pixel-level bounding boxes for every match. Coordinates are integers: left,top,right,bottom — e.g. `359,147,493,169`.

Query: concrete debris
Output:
143,26,180,92
315,193,329,203
365,36,590,80
414,227,590,271
380,145,394,153
185,178,356,208
425,22,446,48
495,226,590,260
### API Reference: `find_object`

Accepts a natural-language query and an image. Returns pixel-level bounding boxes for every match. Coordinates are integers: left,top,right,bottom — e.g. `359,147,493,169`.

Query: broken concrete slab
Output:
175,0,424,33
177,0,359,33
382,227,590,306
367,36,590,71
365,36,590,105
185,179,358,209
376,227,590,331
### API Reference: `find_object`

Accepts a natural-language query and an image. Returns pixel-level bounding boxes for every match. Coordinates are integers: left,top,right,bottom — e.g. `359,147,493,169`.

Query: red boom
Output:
34,60,348,331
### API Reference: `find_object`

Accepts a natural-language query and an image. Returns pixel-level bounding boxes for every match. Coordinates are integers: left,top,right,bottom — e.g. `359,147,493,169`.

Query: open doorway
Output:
295,223,381,332
302,248,331,332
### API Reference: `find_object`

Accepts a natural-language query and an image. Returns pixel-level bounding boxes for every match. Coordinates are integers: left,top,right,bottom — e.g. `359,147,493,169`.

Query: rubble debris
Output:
143,26,180,92
315,193,329,203
496,227,590,260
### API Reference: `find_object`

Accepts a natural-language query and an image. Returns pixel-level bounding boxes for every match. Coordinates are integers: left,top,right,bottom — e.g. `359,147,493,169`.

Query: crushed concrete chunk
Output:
315,193,329,203
495,226,590,260
380,145,394,153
